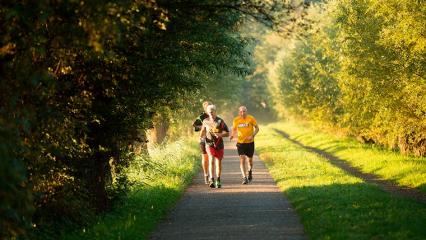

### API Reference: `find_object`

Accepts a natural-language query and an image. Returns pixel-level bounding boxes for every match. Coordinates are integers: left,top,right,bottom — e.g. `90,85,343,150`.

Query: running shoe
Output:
242,177,248,184
209,178,215,188
215,179,221,188
248,170,253,182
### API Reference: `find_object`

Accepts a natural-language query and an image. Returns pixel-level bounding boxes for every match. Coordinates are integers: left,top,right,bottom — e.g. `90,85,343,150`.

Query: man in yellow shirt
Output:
230,106,259,184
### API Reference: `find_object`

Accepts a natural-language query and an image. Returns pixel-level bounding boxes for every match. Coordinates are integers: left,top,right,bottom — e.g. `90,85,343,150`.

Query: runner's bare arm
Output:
200,125,206,140
253,124,259,137
229,126,236,141
218,130,229,138
246,124,259,141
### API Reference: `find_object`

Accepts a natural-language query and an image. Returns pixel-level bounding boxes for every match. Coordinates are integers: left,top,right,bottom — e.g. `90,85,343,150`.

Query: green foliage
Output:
334,0,426,155
0,0,279,238
62,139,199,240
258,0,426,156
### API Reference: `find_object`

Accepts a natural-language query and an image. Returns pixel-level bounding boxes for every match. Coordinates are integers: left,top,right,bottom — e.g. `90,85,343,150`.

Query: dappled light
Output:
1,0,425,239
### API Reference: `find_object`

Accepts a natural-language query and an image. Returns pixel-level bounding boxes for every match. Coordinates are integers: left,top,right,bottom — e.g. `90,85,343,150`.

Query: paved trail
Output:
150,139,307,240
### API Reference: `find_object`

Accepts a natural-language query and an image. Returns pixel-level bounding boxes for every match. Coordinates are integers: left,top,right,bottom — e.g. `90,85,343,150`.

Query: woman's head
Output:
202,101,211,112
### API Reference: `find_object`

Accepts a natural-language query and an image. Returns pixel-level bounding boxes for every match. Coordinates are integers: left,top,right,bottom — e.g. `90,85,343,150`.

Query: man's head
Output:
238,106,247,118
206,104,217,118
202,101,211,112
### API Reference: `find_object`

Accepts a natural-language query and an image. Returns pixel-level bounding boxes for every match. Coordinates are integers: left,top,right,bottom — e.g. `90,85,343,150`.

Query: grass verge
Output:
256,122,426,239
268,121,426,193
61,139,199,240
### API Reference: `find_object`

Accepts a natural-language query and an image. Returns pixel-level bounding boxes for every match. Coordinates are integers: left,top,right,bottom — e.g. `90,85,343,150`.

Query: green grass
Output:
268,121,426,193
61,139,199,240
256,122,426,240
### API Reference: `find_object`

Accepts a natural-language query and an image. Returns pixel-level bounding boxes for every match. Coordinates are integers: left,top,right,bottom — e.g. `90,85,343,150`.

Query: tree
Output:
1,0,298,238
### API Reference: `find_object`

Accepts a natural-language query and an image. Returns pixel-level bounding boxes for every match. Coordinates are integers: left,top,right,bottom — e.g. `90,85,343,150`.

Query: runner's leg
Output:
247,157,253,172
215,157,222,179
207,147,215,187
215,157,222,188
208,154,215,179
239,155,247,178
247,156,253,181
247,142,254,181
200,142,209,183
202,153,209,183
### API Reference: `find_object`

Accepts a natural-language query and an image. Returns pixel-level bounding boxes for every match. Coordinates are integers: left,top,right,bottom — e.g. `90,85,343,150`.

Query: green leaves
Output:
0,0,262,238
256,0,425,156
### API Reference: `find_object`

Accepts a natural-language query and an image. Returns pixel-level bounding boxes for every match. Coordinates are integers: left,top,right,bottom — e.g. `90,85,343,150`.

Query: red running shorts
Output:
207,146,224,160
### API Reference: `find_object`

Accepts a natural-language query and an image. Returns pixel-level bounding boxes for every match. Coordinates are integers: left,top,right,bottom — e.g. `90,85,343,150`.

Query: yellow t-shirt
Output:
233,115,257,143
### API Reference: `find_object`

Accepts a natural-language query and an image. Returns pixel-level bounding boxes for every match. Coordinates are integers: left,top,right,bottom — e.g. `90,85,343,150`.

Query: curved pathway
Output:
149,139,307,240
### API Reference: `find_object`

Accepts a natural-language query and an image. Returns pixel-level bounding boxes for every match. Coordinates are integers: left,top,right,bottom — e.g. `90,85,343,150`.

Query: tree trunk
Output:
92,150,109,212
147,114,169,145
132,129,149,155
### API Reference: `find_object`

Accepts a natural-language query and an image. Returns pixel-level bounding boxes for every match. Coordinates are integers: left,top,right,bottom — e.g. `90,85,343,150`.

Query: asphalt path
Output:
149,139,307,240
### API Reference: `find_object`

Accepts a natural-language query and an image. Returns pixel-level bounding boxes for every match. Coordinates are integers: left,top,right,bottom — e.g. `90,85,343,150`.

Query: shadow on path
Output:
273,128,426,205
149,139,307,240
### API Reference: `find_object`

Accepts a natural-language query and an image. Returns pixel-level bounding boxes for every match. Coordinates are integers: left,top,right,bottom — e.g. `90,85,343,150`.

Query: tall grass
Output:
256,122,426,239
62,139,199,240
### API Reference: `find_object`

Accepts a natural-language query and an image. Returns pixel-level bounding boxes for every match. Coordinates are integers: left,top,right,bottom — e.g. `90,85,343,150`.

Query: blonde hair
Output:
202,101,211,111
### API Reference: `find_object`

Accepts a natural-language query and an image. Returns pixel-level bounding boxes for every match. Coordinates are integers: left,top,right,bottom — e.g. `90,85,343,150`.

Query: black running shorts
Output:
236,142,255,158
199,141,207,154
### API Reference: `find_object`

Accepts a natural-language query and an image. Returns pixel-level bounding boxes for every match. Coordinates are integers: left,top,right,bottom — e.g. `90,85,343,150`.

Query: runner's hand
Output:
211,132,219,138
